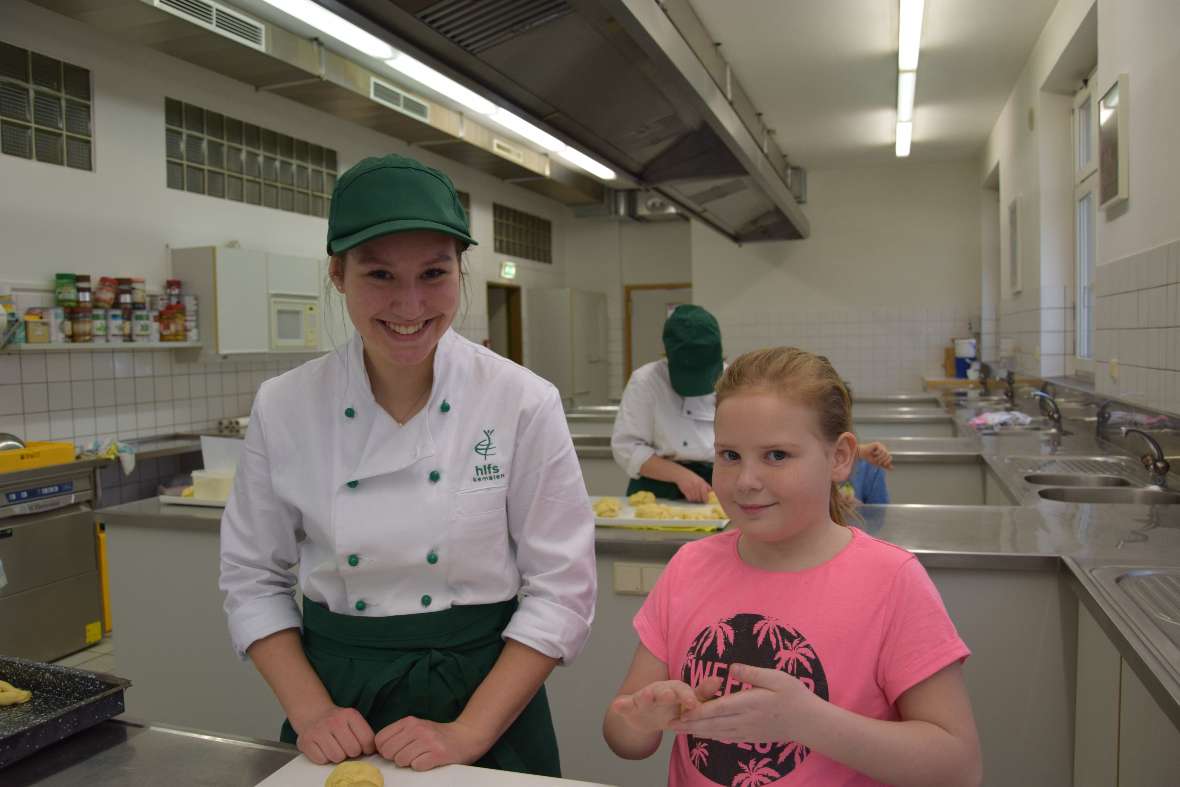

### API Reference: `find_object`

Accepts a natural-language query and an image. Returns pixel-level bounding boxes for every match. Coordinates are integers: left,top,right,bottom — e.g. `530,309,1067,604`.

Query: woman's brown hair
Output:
715,347,860,526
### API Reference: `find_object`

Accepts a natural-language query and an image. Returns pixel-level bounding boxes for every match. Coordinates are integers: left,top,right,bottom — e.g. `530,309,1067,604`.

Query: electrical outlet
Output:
613,563,642,594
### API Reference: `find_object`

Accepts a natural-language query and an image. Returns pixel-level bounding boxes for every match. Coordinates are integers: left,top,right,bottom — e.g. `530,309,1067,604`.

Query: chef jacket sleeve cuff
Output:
228,593,303,660
623,444,657,480
504,594,593,665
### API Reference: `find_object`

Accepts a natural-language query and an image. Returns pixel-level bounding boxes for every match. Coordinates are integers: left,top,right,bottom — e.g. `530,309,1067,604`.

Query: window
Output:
493,203,552,263
0,41,93,170
1072,72,1098,365
165,97,337,217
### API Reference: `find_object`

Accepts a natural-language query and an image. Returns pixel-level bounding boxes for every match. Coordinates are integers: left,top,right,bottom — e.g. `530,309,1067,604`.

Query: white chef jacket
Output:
611,359,717,479
219,330,596,664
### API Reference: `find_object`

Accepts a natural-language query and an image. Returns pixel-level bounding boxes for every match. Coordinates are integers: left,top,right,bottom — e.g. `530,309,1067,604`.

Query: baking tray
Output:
589,496,728,531
158,494,227,508
0,656,131,769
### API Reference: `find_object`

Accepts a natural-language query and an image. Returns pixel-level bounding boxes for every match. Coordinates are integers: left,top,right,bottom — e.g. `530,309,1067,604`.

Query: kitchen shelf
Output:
2,342,204,353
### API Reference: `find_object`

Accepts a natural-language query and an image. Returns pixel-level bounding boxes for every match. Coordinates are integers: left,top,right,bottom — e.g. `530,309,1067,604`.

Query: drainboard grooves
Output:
1122,574,1180,626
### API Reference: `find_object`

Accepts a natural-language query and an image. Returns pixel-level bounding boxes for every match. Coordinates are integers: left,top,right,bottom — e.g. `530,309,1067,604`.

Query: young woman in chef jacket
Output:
219,154,596,776
603,348,981,786
612,305,894,502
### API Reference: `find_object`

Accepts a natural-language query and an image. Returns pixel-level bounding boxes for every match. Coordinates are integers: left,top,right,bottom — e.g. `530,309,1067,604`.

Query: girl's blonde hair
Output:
715,347,859,526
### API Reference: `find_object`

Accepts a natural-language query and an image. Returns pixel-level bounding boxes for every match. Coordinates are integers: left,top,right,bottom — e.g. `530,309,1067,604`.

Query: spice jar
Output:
55,273,77,307
94,276,117,309
131,277,146,308
72,306,93,343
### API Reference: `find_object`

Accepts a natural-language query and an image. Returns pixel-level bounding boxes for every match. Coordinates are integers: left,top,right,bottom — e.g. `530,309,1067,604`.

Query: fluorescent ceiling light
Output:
488,108,566,152
898,0,924,71
558,147,616,181
258,0,393,59
385,52,495,115
895,121,912,157
897,71,916,122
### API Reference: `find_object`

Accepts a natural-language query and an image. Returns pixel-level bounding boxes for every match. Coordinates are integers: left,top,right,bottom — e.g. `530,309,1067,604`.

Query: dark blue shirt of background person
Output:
850,458,890,504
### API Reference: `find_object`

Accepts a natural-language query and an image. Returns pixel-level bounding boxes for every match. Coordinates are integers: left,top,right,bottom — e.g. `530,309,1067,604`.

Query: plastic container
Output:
107,310,123,343
191,469,235,501
54,273,77,307
0,441,75,472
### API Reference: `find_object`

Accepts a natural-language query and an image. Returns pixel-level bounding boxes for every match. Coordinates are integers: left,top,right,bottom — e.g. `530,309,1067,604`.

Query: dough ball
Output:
706,491,719,505
592,497,622,517
325,760,384,787
627,490,656,505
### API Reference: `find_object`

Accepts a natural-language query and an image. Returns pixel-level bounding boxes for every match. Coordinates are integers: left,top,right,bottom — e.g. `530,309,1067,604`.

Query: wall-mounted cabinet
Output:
171,246,346,356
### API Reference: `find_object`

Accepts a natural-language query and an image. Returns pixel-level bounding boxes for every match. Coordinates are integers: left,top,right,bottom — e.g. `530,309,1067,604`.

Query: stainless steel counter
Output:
98,401,1180,733
4,718,295,786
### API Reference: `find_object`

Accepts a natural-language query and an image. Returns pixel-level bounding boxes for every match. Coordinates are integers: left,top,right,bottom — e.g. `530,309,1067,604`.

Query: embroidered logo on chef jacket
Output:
472,428,505,484
681,612,829,785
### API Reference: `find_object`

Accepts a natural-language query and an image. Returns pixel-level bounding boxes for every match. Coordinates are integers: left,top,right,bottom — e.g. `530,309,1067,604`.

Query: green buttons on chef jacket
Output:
347,554,359,567
347,480,359,489
344,407,355,418
427,551,438,565
355,600,367,611
440,400,451,413
429,470,441,483
421,595,432,608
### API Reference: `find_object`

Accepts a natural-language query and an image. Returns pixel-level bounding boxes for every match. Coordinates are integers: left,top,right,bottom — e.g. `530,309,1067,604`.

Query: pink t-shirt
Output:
634,526,970,787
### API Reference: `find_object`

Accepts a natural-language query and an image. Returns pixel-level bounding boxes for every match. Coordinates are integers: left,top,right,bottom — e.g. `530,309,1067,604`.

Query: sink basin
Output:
1024,473,1135,487
1039,487,1180,504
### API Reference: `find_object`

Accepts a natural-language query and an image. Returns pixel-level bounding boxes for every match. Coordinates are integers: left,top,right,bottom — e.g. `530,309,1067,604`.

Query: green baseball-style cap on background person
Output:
326,154,478,255
663,304,724,397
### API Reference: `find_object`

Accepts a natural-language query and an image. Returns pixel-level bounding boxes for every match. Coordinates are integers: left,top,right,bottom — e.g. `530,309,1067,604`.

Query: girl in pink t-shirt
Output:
603,348,982,787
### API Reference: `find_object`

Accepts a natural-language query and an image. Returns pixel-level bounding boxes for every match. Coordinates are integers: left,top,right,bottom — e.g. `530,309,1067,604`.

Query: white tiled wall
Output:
0,349,316,448
998,287,1075,378
1092,239,1180,413
715,306,972,394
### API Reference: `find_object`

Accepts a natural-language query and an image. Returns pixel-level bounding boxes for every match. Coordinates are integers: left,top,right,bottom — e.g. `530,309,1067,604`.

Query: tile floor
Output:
51,633,116,675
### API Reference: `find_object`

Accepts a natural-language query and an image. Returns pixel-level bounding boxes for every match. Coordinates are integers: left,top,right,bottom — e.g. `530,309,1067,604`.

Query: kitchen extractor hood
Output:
320,0,809,241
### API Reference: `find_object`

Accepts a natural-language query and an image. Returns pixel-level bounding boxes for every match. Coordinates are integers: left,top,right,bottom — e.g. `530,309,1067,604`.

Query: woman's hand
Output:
375,717,492,771
611,677,723,733
676,468,714,503
670,664,819,744
292,705,376,764
858,441,893,470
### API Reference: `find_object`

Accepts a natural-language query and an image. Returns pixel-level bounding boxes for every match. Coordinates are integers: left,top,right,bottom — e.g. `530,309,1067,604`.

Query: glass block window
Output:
493,203,552,263
165,97,337,218
0,41,93,170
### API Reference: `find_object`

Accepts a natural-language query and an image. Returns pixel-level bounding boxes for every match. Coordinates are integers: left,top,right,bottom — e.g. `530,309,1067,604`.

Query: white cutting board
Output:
255,755,616,786
589,495,727,530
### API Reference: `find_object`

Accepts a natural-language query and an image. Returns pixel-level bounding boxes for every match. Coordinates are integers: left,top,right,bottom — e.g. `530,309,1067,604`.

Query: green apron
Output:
625,460,713,501
280,598,561,777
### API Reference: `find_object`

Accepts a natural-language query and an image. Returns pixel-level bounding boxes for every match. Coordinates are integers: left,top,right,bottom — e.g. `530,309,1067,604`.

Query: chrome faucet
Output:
1122,427,1172,487
1031,390,1063,431
979,363,992,396
1004,371,1016,407
1096,400,1114,437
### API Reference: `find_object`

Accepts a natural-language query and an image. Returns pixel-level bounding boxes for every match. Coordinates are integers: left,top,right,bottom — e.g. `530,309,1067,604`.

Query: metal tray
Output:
0,656,130,770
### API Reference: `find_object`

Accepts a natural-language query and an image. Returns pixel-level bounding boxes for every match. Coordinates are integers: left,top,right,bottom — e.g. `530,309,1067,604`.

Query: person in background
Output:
612,305,892,502
220,154,595,776
603,347,980,787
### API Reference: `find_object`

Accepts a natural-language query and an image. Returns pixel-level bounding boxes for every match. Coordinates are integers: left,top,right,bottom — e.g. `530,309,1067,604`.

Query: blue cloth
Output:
850,459,890,504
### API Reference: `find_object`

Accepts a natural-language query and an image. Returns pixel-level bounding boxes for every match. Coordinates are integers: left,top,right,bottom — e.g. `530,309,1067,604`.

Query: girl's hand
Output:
858,442,893,470
611,677,724,733
375,717,491,771
670,664,819,744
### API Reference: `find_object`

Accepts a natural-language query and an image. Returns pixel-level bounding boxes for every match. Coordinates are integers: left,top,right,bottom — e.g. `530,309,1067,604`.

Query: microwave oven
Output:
269,296,319,350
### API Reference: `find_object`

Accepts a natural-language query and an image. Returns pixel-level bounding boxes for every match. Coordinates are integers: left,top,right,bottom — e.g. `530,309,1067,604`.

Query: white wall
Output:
563,219,692,398
691,160,982,393
0,0,580,446
981,0,1180,412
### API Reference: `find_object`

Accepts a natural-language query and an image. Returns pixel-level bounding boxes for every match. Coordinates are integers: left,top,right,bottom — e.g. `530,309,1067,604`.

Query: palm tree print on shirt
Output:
680,612,829,786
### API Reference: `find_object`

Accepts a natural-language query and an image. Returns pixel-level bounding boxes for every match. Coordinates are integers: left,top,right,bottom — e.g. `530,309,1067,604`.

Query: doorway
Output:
486,283,523,364
624,283,692,379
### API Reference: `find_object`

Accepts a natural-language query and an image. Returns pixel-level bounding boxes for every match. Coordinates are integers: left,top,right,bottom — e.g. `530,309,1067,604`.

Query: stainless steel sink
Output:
1039,487,1180,504
1024,473,1135,487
